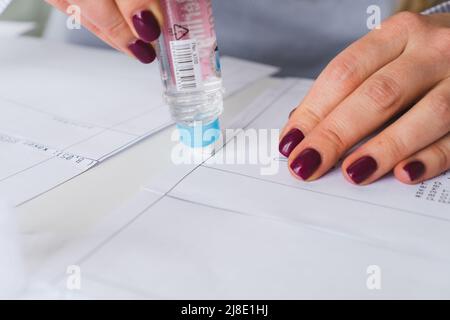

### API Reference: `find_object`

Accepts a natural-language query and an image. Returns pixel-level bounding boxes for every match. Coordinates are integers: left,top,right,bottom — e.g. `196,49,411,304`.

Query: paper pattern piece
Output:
0,38,278,206
41,79,450,299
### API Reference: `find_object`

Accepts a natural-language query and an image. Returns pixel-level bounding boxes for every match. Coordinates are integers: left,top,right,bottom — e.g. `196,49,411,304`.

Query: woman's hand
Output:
46,0,162,64
280,12,450,185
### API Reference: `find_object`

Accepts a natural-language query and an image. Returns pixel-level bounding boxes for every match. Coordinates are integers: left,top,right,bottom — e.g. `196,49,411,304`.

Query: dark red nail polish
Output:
132,10,161,43
279,129,305,157
128,40,156,64
290,148,322,180
289,108,297,119
403,161,425,181
346,156,378,184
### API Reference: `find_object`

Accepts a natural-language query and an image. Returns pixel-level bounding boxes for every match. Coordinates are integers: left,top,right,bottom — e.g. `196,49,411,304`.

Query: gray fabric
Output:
212,0,395,77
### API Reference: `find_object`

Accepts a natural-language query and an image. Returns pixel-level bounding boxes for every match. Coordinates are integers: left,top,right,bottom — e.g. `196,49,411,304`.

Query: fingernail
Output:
128,40,156,64
279,129,305,157
290,148,322,180
289,108,297,119
132,10,161,43
346,156,378,184
403,161,425,181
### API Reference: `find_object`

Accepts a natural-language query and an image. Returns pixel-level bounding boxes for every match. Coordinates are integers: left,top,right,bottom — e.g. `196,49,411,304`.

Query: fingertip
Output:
393,165,415,184
341,165,358,185
132,10,161,43
287,162,321,183
344,155,378,185
394,161,425,185
279,128,305,158
341,156,364,185
128,39,156,64
287,165,307,182
288,148,322,181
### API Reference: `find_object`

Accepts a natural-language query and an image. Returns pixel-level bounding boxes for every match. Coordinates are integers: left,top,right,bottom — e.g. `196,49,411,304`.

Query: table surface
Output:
16,76,281,275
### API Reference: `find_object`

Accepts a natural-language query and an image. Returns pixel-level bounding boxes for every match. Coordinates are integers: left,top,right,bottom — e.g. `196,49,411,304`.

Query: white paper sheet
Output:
39,79,450,299
76,195,450,299
0,37,278,206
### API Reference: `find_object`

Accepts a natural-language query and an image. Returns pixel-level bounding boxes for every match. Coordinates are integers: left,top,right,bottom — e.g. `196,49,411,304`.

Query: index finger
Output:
115,0,162,43
280,13,417,157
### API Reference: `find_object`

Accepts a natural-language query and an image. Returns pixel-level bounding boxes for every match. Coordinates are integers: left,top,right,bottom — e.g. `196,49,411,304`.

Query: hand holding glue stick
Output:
46,0,223,149
156,0,224,149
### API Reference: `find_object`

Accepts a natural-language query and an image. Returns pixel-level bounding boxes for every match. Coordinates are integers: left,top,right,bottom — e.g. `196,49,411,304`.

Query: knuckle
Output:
379,16,402,34
324,52,361,86
431,143,450,169
363,74,402,113
428,92,450,126
378,134,408,160
429,29,450,60
299,106,323,128
104,18,128,39
392,11,425,31
369,132,408,163
320,124,348,152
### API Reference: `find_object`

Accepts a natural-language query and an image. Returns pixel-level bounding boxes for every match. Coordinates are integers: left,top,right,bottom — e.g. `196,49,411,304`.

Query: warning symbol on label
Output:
174,24,189,40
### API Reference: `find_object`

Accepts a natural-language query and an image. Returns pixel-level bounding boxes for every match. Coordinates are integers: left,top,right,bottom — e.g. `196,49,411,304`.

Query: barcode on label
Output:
170,39,202,91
